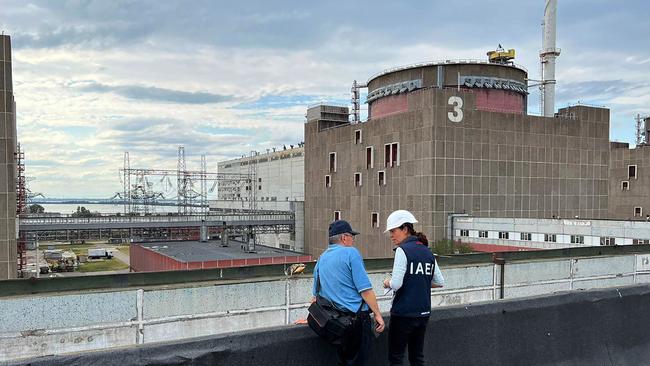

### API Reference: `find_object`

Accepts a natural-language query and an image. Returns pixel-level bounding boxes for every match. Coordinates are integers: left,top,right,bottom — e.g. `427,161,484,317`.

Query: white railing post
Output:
136,289,145,345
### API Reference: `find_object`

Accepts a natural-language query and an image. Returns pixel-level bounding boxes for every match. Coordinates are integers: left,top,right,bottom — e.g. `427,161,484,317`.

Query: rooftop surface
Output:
366,59,528,84
137,240,305,262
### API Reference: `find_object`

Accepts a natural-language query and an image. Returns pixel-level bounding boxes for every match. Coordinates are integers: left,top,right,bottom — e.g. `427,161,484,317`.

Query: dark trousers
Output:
338,312,372,366
388,315,429,366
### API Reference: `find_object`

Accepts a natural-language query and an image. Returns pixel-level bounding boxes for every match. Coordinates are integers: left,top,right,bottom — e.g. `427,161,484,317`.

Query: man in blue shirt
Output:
312,220,385,365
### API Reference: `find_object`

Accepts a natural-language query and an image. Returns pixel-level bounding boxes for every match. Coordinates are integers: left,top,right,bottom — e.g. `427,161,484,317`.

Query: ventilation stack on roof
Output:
540,0,561,117
0,35,18,279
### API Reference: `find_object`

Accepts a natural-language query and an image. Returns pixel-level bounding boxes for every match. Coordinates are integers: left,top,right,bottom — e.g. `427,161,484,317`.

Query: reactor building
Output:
304,56,610,258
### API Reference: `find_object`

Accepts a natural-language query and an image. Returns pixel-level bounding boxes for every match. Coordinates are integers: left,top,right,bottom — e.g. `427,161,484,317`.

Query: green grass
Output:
431,239,475,255
77,259,129,273
41,243,128,257
70,247,95,256
41,244,94,256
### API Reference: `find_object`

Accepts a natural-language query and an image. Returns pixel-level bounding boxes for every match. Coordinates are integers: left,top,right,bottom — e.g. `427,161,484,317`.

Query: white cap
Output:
385,210,418,233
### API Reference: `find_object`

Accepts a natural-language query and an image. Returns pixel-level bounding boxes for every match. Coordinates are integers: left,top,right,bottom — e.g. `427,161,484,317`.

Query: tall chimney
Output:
541,0,561,117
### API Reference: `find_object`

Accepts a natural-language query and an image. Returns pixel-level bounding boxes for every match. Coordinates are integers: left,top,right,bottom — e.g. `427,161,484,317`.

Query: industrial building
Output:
304,62,610,258
129,240,311,272
0,35,17,280
609,137,650,220
451,216,650,252
216,146,304,205
301,0,625,258
213,146,305,251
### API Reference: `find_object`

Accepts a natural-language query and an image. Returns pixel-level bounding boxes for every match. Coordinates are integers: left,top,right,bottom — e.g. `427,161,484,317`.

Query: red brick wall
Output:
130,244,313,272
370,94,408,119
474,89,525,114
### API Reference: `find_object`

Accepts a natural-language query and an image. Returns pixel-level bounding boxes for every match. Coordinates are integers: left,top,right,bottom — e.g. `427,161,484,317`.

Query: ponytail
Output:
415,232,429,246
400,223,429,246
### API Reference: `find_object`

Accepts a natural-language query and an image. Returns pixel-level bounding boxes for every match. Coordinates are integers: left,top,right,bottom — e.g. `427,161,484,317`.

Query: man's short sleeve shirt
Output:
312,244,372,313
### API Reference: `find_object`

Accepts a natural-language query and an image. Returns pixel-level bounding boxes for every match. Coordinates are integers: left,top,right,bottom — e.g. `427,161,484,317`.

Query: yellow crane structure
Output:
487,45,516,64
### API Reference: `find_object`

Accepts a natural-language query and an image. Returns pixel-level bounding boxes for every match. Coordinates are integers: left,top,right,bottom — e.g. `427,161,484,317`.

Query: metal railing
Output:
564,101,608,109
20,213,294,227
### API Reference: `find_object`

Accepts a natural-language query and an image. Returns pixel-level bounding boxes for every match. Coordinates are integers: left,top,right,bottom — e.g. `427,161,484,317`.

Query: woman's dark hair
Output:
400,223,429,246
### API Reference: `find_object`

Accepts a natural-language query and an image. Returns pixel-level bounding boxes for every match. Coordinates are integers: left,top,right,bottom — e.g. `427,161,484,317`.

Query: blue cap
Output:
328,220,360,237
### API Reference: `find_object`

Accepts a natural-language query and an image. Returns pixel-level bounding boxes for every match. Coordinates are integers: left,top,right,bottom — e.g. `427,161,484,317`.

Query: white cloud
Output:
3,0,649,197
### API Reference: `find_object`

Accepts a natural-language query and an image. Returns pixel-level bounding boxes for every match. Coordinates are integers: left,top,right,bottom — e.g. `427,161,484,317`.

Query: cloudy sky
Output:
2,0,649,198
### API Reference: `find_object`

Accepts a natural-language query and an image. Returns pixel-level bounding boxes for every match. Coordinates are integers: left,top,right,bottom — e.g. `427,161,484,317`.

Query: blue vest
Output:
391,236,436,317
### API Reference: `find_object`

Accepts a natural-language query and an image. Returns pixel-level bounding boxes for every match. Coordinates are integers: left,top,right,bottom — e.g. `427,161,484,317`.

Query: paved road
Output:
99,244,130,266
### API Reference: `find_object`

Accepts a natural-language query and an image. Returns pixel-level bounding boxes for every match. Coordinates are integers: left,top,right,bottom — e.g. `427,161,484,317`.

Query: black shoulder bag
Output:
307,269,364,345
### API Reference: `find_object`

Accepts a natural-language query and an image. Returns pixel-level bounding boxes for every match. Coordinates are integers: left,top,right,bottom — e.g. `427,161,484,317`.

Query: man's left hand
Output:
374,314,385,333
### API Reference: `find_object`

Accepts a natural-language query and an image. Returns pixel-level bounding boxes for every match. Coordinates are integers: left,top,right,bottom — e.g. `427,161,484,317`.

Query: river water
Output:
39,203,178,215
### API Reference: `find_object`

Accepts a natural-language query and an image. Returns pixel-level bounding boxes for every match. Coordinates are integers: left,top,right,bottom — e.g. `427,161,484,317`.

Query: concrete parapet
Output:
9,284,650,365
4,248,650,361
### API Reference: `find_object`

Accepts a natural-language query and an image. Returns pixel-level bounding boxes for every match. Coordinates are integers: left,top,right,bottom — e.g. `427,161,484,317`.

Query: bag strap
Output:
355,299,365,314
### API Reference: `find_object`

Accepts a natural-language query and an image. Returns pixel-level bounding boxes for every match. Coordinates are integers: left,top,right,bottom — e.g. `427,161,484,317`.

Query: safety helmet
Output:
385,210,418,233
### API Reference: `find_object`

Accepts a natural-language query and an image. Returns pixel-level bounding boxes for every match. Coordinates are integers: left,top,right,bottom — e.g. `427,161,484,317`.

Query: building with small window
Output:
304,60,611,258
451,216,650,252
213,146,305,251
216,146,304,204
609,142,650,220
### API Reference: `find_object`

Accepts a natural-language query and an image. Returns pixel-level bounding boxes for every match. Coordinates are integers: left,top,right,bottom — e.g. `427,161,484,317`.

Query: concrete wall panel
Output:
142,282,285,319
144,310,286,344
431,288,493,307
288,277,312,304
505,260,570,284
572,275,634,290
0,326,135,361
289,307,310,324
0,291,137,333
377,296,393,313
368,272,390,293
573,256,634,278
505,282,572,298
635,273,650,284
442,264,494,289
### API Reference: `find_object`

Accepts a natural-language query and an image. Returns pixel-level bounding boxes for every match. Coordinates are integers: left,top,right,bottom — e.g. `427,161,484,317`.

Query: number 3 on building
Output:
447,96,463,123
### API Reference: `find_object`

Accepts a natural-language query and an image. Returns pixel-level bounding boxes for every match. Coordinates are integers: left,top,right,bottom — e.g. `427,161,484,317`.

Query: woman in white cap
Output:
382,210,444,366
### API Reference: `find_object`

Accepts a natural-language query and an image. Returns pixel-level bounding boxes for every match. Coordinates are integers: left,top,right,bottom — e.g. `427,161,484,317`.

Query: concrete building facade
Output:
217,146,304,203
305,61,610,258
214,147,305,252
0,35,17,279
609,142,650,220
451,216,650,252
